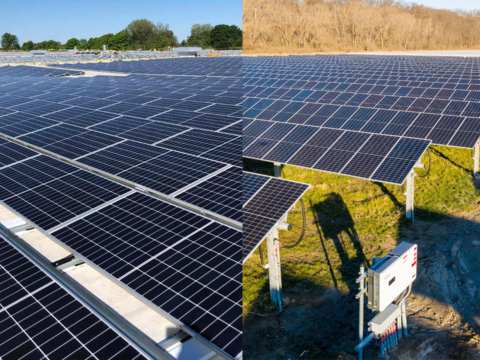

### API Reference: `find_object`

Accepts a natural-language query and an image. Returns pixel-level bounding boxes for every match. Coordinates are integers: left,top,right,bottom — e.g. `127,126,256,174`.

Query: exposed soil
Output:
244,205,480,359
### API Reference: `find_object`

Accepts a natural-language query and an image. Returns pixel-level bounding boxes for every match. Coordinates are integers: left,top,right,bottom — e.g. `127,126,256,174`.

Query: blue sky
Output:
0,0,242,45
417,0,480,11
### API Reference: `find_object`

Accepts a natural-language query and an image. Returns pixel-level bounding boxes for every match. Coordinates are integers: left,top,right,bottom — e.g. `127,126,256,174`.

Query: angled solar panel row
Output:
243,55,480,149
49,57,242,77
0,67,242,223
243,172,309,262
0,145,242,359
243,119,431,185
0,233,148,360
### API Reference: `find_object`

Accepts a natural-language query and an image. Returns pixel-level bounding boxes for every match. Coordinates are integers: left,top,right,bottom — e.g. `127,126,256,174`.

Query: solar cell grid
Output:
242,54,480,184
49,191,242,359
0,234,147,360
243,173,309,262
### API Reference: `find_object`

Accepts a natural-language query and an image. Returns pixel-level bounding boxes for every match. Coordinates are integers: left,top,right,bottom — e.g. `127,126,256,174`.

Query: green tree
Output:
186,24,213,47
78,39,88,50
125,19,158,49
156,23,178,49
87,37,98,49
65,38,79,49
111,31,132,50
209,25,242,49
21,40,34,51
1,33,20,50
45,40,61,50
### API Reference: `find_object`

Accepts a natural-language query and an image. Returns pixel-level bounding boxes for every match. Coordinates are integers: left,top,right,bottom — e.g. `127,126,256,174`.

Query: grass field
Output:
243,145,480,350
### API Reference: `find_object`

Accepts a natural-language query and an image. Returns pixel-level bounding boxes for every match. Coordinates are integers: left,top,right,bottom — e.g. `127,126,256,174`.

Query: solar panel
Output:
0,234,147,360
0,155,131,230
0,66,242,223
175,167,242,222
47,191,242,359
243,54,480,149
0,139,39,169
243,172,309,262
49,57,242,77
244,121,430,185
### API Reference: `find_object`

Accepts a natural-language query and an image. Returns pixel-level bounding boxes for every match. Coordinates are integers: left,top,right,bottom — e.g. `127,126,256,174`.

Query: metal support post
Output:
401,300,408,337
405,170,415,221
266,229,282,310
355,265,367,360
474,140,480,179
273,162,282,178
397,316,403,340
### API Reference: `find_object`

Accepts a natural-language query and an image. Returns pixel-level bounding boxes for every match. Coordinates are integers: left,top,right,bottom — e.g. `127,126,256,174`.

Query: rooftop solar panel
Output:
0,149,242,359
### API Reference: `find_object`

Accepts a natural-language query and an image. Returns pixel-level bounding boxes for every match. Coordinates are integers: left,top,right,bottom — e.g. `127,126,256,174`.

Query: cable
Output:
259,243,265,267
402,148,431,193
279,198,306,249
416,148,431,178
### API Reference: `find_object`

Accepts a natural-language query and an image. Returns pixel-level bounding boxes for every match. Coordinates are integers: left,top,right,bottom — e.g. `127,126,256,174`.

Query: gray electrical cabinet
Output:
367,242,417,312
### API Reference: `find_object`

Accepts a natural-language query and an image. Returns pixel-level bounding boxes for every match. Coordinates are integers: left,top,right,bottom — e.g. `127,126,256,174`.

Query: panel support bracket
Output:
405,170,415,221
52,254,85,272
0,218,34,234
273,162,282,178
474,139,480,179
266,228,283,311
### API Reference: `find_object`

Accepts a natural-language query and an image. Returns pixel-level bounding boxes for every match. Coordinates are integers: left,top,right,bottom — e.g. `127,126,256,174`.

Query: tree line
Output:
1,19,242,51
244,0,480,53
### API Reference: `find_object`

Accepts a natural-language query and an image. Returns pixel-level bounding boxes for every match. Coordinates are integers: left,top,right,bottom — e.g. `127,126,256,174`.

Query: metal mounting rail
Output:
0,204,239,360
0,225,174,360
0,133,242,230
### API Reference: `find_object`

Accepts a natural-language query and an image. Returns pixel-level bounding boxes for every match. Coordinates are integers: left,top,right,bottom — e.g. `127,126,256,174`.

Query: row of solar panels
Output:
0,68,242,226
0,139,242,359
50,57,242,77
242,55,480,187
0,231,150,360
0,64,243,359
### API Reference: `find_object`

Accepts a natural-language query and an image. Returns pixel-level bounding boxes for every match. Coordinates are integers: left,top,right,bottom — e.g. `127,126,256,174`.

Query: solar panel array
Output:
242,172,309,262
0,233,148,360
50,57,242,77
0,140,242,358
0,66,242,224
243,55,480,184
0,65,84,77
0,62,242,359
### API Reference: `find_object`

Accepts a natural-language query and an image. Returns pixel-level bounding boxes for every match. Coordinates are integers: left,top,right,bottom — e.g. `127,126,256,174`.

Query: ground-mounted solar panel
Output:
0,233,148,360
243,54,480,149
42,191,243,359
0,63,242,226
0,155,131,230
243,172,309,262
243,120,431,185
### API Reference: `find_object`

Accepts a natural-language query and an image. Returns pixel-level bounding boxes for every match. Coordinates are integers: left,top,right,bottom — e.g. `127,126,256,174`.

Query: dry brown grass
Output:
243,0,480,54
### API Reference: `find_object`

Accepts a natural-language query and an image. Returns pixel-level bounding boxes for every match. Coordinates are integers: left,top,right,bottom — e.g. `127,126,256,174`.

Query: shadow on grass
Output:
430,147,471,174
243,159,480,359
309,193,368,292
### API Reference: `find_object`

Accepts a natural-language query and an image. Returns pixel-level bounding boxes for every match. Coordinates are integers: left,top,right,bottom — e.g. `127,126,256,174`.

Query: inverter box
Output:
367,242,417,312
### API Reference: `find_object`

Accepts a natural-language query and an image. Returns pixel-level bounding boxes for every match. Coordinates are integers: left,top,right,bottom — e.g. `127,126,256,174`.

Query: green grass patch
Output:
243,145,480,315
